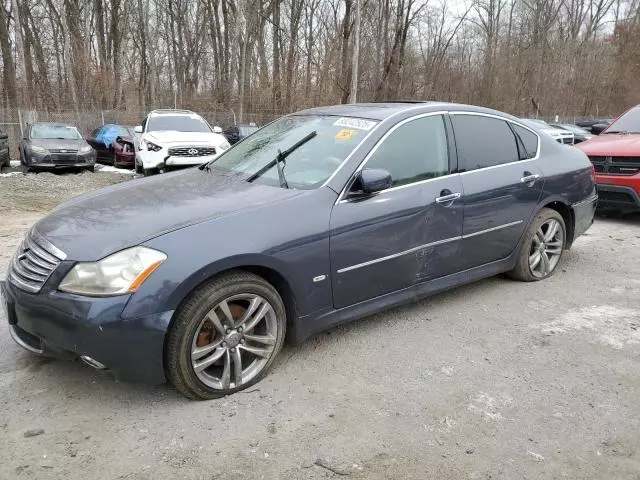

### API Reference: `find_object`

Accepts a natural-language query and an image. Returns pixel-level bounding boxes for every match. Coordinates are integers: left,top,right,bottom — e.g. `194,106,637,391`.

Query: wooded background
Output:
1,0,640,123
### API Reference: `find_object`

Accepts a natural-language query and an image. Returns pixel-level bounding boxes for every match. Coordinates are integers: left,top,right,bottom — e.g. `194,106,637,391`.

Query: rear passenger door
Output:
330,113,463,309
451,113,543,270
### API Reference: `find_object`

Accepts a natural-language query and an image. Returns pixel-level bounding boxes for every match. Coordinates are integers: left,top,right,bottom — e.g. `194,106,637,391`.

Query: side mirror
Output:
357,168,392,195
213,126,223,134
134,125,143,134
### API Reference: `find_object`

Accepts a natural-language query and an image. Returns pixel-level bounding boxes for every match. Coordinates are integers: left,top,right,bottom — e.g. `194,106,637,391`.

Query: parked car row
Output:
5,111,261,173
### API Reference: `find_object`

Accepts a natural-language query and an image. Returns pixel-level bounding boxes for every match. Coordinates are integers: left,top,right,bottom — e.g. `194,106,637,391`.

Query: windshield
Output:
605,107,640,134
209,115,378,189
147,114,212,133
31,124,82,140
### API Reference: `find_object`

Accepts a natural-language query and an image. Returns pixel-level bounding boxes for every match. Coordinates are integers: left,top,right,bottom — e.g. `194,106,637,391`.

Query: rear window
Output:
451,115,520,171
511,124,538,159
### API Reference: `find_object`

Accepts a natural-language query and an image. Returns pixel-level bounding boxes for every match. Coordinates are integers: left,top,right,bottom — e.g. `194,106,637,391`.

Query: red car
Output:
86,124,137,168
577,106,640,212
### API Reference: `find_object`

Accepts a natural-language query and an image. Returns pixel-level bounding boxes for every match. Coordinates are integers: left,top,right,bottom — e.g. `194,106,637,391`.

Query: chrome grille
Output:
9,230,66,293
588,155,640,176
168,146,217,157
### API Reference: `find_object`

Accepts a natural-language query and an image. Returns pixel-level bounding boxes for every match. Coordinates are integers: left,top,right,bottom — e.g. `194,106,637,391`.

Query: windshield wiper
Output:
247,131,317,188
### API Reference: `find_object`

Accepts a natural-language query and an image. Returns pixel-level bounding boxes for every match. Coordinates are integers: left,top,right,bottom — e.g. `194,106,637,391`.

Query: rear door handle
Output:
521,173,540,185
435,192,461,205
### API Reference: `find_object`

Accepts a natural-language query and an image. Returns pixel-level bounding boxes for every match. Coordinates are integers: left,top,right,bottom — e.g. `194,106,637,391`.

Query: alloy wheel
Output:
190,293,278,390
528,218,564,278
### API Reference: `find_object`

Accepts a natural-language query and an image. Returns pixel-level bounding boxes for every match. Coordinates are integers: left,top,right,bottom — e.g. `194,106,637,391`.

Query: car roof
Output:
293,102,523,121
30,122,78,127
148,109,197,116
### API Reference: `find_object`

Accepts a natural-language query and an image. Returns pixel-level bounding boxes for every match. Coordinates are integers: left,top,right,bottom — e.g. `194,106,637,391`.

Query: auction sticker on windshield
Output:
335,129,357,141
333,117,377,131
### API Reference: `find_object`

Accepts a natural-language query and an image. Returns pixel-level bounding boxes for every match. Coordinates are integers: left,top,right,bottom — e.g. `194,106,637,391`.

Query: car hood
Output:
30,139,89,150
145,131,227,146
576,134,640,156
34,168,304,261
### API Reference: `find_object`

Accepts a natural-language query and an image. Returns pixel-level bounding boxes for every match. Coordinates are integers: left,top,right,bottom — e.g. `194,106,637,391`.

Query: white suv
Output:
134,110,231,175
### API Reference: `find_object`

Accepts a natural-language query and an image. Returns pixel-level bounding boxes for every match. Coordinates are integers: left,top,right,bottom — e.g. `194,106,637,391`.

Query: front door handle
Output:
435,190,462,205
521,172,540,185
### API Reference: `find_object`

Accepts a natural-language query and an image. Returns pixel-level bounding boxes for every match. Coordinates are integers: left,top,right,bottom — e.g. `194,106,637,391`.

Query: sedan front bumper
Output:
1,279,173,384
26,150,96,169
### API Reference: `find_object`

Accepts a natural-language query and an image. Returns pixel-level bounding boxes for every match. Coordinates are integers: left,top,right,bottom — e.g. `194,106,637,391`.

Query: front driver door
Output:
329,113,464,309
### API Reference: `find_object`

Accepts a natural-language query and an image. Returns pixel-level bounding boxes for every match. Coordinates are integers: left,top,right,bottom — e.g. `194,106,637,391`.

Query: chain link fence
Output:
0,106,617,161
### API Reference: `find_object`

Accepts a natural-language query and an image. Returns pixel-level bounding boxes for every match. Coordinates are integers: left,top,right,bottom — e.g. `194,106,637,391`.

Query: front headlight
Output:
59,246,167,296
79,145,93,154
145,140,162,152
31,145,48,154
219,141,231,151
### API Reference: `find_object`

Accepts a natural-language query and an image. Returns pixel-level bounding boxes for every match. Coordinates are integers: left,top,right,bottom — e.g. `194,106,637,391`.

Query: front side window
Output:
210,115,378,189
30,124,83,140
147,114,212,133
452,115,520,172
363,115,449,187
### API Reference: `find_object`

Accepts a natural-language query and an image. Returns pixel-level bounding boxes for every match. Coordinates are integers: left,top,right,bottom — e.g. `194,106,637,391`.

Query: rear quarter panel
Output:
537,138,596,206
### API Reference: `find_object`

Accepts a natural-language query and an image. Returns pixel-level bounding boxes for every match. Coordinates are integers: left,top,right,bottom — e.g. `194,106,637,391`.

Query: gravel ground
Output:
1,172,639,479
1,164,133,214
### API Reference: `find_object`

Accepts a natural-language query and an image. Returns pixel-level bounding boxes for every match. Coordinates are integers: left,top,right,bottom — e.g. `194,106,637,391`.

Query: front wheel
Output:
508,208,566,281
165,271,287,400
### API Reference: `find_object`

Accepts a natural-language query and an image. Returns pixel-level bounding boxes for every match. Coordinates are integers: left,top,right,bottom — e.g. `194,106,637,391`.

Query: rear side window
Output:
451,115,520,172
511,124,538,159
364,115,449,187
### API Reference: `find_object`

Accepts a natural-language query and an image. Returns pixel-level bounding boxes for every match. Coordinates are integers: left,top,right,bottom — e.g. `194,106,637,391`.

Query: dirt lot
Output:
1,170,639,479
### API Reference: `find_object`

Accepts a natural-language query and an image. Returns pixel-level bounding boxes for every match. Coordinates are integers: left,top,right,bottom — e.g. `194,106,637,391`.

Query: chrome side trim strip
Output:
336,235,461,274
336,220,524,274
461,220,523,239
571,194,598,208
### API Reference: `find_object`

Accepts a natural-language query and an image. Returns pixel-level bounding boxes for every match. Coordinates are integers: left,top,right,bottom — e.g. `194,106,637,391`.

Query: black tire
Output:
86,166,95,173
135,159,143,174
143,167,158,176
165,271,287,400
507,208,566,282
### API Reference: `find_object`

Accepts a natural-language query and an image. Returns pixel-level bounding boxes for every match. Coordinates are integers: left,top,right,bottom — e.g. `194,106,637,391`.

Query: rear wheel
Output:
165,271,287,400
508,208,566,281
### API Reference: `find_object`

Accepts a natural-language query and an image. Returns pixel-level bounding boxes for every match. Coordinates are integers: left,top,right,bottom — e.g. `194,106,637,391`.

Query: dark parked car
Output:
2,102,597,400
0,127,9,168
550,123,593,143
223,123,259,145
86,124,137,168
576,118,612,135
19,123,96,172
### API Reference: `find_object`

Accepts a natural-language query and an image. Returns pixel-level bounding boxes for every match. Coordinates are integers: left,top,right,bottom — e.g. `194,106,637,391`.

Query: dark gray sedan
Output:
20,123,96,172
2,102,597,399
